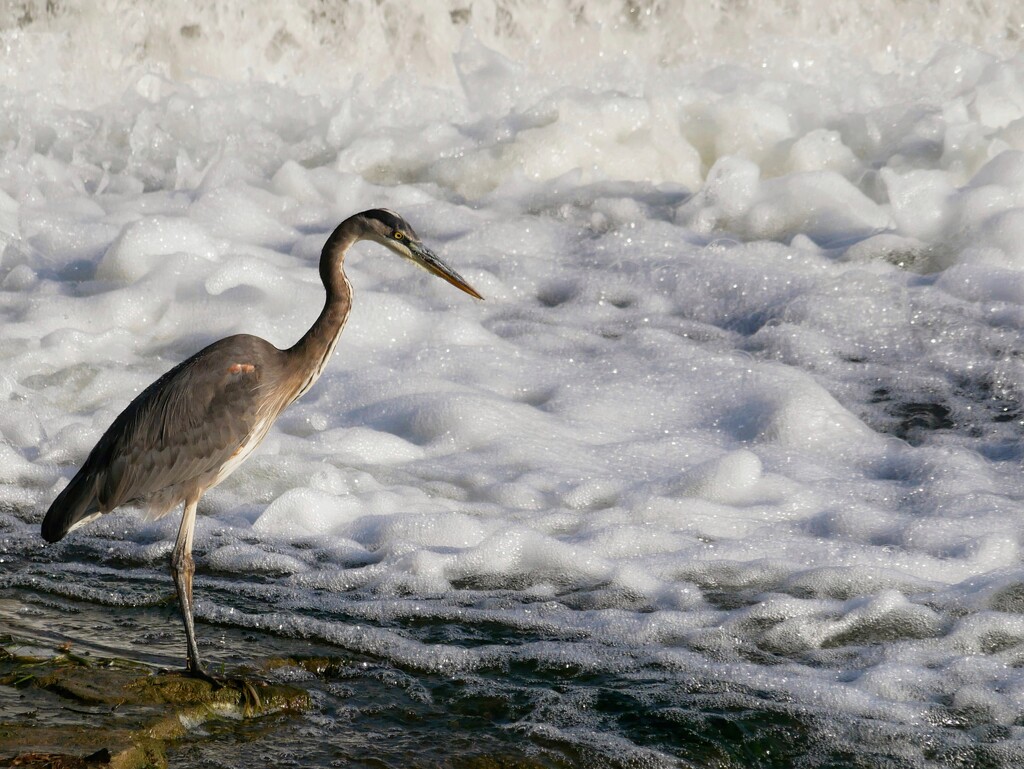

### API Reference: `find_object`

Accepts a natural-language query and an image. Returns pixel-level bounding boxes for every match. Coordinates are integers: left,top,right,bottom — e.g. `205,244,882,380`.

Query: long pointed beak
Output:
410,242,484,300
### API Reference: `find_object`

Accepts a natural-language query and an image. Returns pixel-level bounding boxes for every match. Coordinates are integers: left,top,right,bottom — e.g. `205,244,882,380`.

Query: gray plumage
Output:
43,336,276,541
41,209,481,678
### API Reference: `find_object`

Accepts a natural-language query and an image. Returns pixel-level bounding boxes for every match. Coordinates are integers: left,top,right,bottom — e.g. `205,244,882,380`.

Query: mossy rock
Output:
0,639,310,768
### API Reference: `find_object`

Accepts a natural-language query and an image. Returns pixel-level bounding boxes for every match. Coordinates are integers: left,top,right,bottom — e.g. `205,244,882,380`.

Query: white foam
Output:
98,216,218,283
252,487,352,540
6,3,1024,761
673,449,764,503
206,543,309,575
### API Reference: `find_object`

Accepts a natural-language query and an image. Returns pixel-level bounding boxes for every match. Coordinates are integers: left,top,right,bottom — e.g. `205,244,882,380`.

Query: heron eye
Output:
393,230,405,240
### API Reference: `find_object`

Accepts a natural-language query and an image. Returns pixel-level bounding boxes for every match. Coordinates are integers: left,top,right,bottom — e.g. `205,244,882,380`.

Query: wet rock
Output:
0,636,310,768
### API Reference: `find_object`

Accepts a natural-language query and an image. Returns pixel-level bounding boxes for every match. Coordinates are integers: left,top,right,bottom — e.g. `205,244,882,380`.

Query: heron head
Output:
358,209,483,300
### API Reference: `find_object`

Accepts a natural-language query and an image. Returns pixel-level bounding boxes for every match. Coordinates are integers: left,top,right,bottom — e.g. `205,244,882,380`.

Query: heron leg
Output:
168,495,262,710
171,494,206,677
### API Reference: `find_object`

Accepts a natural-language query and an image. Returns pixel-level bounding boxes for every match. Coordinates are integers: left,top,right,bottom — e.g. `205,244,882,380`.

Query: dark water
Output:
0,511,1013,768
0,582,1008,769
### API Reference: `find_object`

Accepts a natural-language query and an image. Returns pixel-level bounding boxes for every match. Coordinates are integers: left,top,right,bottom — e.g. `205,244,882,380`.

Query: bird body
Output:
43,334,279,540
41,209,481,678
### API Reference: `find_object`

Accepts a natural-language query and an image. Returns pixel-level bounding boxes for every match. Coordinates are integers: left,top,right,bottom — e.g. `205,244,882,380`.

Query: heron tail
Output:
41,470,100,543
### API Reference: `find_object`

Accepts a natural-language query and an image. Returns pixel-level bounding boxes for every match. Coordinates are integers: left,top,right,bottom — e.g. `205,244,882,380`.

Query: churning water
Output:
4,1,1024,766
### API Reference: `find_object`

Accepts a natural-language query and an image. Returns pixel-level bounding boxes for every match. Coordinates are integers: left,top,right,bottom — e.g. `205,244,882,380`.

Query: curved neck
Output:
285,223,359,401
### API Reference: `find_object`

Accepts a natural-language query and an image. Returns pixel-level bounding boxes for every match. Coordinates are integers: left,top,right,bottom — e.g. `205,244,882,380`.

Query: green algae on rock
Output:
0,636,310,769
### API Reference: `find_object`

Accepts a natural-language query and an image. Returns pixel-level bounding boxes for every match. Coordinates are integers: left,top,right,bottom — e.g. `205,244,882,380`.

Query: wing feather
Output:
42,334,292,542
72,335,279,514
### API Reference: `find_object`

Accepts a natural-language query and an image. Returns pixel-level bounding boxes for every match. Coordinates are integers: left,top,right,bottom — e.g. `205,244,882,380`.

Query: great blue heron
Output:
41,209,482,681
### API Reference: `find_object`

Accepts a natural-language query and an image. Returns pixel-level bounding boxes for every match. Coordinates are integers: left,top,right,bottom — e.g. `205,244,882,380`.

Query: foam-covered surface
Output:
4,1,1024,765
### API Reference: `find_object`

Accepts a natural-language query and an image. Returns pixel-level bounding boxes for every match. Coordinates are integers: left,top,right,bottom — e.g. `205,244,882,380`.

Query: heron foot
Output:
159,666,265,715
227,674,263,716
186,664,225,689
